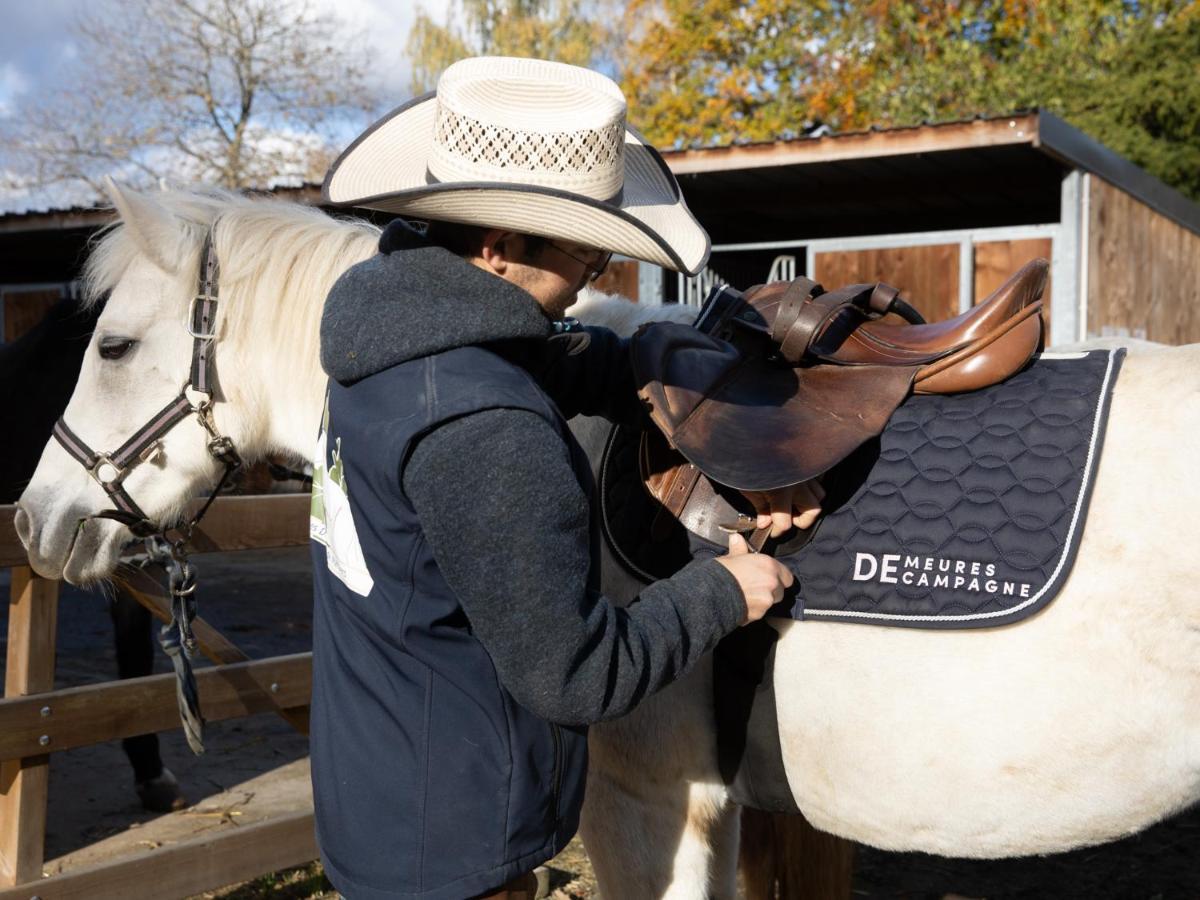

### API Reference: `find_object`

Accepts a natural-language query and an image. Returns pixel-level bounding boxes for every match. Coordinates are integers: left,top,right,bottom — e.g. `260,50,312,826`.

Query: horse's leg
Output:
739,809,855,900
110,587,185,811
705,798,741,898
581,660,736,899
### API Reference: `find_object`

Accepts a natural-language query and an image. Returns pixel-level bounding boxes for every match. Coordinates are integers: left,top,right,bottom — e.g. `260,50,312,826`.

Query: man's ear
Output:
478,229,520,276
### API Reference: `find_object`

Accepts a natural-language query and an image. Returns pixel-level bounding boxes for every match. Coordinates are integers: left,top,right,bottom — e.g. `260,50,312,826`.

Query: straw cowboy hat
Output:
322,56,710,275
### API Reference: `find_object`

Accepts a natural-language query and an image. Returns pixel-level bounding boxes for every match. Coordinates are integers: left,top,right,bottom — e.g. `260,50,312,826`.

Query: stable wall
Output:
1087,175,1200,344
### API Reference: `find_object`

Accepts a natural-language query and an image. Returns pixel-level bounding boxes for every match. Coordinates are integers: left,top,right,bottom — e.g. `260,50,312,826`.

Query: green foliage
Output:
406,0,609,94
402,0,1200,200
810,0,1200,199
1069,7,1200,200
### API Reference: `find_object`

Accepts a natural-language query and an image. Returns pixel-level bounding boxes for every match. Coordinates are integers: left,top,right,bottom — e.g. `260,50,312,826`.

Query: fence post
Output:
0,566,59,886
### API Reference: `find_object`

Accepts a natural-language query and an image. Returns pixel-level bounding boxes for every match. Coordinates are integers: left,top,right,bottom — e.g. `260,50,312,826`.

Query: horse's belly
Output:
772,594,1200,855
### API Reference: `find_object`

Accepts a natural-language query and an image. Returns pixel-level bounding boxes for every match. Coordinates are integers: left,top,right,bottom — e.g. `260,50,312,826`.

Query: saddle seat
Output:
628,259,1049,552
729,258,1047,394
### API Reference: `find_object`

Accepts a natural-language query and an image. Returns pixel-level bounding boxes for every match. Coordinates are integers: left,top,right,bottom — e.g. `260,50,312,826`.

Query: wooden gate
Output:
0,494,317,900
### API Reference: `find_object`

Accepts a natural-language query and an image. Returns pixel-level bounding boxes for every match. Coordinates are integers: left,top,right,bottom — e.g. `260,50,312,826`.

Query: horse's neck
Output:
222,224,378,463
239,284,692,460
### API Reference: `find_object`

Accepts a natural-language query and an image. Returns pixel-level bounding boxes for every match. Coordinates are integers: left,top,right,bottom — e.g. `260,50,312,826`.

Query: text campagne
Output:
852,552,1033,598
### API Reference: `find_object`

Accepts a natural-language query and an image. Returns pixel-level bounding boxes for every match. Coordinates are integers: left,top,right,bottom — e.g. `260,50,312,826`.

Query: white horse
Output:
16,186,1200,898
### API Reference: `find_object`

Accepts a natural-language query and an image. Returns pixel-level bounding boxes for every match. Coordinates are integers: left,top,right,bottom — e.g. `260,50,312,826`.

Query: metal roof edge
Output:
0,182,325,233
1035,110,1200,236
661,113,1040,175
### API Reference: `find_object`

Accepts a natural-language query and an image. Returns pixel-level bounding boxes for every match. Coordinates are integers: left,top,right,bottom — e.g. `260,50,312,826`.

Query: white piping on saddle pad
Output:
803,348,1119,624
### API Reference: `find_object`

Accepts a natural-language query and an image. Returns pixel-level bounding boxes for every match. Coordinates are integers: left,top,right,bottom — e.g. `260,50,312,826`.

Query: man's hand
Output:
746,479,825,539
716,533,795,625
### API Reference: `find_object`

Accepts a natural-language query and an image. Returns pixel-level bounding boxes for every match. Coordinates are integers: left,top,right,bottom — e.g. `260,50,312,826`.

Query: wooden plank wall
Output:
813,244,960,324
592,260,640,301
974,238,1053,344
1087,175,1200,344
3,288,63,343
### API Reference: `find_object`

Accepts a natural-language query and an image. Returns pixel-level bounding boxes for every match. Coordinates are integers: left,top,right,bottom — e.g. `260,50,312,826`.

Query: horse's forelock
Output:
81,188,381,322
81,190,230,309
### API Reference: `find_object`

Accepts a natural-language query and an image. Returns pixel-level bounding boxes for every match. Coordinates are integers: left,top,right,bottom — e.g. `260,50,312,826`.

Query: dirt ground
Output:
3,546,1198,899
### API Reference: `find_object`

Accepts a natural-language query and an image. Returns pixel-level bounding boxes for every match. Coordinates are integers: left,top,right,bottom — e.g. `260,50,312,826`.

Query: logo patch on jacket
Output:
310,394,375,596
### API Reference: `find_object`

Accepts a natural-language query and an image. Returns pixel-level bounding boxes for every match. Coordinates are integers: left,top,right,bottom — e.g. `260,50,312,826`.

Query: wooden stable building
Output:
641,110,1200,347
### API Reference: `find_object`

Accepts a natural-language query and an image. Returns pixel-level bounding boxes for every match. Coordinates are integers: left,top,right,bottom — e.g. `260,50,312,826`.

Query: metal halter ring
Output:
88,454,125,487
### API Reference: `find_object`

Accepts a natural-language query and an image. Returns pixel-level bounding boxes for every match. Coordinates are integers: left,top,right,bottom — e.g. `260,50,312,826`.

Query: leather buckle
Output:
185,296,217,340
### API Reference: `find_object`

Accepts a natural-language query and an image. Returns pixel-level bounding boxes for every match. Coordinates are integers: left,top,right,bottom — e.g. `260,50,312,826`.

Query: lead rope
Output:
143,535,205,754
141,422,243,756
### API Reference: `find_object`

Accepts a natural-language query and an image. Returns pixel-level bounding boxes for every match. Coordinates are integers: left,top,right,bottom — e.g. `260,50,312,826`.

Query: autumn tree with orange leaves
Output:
405,0,1200,199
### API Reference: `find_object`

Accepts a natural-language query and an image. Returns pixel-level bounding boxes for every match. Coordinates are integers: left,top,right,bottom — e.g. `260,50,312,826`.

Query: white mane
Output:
81,187,382,465
83,187,381,337
569,287,697,336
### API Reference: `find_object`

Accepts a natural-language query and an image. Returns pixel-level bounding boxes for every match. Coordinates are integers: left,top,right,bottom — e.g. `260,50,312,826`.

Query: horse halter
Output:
52,230,243,541
50,229,244,755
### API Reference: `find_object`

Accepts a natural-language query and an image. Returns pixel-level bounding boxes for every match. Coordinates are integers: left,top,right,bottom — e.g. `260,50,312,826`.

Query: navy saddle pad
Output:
787,348,1124,628
601,348,1125,631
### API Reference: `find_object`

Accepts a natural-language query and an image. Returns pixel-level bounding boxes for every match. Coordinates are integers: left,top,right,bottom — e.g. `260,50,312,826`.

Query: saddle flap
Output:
632,320,918,491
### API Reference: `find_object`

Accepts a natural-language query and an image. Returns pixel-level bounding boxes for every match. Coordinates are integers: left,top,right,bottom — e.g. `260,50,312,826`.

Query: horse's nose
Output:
13,504,32,548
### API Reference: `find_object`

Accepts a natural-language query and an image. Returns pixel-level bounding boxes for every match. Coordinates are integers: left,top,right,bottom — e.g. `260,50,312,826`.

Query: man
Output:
310,56,810,899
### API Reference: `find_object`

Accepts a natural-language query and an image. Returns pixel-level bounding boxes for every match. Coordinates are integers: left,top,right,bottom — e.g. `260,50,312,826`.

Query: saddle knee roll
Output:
914,303,1044,395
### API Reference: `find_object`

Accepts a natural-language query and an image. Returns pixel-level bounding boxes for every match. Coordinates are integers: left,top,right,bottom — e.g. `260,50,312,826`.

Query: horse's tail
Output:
738,807,856,900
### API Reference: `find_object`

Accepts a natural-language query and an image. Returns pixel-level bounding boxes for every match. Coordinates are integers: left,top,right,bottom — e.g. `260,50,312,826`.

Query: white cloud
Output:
0,64,31,118
313,0,456,100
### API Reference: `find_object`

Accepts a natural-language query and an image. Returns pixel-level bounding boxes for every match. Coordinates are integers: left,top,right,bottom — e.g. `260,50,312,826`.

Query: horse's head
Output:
17,182,257,584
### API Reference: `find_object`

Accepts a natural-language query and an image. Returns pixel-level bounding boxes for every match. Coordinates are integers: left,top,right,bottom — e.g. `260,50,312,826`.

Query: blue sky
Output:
0,0,450,117
0,1,454,211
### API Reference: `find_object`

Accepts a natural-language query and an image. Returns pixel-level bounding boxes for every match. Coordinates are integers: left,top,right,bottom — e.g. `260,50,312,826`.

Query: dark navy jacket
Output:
309,223,745,899
311,346,588,899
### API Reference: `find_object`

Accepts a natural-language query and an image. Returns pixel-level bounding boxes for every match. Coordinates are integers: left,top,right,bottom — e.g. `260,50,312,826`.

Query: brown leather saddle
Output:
628,259,1048,552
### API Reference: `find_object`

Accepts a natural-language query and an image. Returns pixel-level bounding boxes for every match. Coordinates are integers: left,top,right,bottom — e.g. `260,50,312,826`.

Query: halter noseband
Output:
52,230,243,540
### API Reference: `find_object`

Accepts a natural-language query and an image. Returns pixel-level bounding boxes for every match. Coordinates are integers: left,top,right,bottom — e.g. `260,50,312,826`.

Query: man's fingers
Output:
793,506,821,530
770,509,791,538
727,532,749,556
778,561,795,587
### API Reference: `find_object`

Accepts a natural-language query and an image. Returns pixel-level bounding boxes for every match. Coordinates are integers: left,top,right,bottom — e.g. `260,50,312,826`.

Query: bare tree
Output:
2,0,378,205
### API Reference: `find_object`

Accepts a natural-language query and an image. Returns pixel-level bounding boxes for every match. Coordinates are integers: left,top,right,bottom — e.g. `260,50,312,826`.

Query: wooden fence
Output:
0,494,317,900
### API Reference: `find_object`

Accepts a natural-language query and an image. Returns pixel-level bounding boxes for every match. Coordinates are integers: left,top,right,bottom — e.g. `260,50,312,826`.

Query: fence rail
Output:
0,494,316,898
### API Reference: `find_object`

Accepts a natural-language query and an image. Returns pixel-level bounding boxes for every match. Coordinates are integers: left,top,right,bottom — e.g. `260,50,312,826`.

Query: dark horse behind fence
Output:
0,296,185,811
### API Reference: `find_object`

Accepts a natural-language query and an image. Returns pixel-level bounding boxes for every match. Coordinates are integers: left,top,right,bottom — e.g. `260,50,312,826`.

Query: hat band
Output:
428,102,626,200
423,166,625,207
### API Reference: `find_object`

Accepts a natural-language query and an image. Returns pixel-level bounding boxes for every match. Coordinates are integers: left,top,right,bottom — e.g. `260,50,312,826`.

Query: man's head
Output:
323,56,710,284
424,220,611,319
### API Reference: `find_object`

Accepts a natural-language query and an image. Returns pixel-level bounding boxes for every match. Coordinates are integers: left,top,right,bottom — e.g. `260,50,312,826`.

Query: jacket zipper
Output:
550,723,563,822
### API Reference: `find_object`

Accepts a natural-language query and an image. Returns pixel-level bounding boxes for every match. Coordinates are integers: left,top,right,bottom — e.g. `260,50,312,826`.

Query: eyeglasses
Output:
546,241,613,282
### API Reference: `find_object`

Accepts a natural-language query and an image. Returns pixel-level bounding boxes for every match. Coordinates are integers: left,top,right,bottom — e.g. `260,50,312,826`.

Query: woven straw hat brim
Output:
323,93,711,275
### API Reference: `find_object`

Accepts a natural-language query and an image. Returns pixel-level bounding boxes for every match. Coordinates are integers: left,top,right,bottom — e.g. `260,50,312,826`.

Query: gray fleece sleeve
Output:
402,407,746,726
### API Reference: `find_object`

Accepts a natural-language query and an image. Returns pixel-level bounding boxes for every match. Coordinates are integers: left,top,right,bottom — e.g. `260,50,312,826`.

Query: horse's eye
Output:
98,338,136,360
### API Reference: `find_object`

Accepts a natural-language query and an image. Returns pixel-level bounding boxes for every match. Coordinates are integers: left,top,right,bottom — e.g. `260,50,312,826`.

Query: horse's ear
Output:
102,177,185,275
